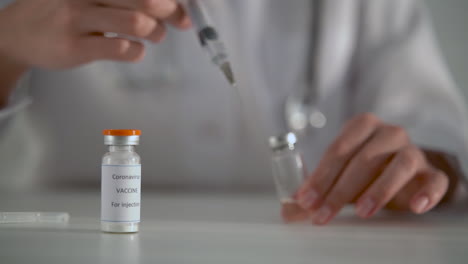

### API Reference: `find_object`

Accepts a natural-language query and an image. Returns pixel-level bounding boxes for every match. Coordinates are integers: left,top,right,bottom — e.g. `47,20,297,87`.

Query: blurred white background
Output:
427,0,468,99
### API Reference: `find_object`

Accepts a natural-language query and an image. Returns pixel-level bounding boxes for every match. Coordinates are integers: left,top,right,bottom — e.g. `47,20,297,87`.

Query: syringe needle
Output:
186,0,237,87
220,62,236,87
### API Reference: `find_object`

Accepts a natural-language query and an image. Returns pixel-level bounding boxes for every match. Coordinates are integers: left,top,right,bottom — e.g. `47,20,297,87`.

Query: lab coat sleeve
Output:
350,0,468,184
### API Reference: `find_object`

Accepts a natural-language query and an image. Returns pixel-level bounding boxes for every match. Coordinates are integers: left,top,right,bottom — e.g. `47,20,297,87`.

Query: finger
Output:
158,1,191,29
96,0,191,29
312,125,409,225
148,21,167,43
79,7,161,42
76,36,145,63
409,169,449,214
298,113,380,210
385,174,424,211
354,145,425,219
281,203,310,223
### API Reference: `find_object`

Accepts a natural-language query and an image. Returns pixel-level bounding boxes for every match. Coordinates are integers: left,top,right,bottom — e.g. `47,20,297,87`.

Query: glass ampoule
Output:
269,132,309,222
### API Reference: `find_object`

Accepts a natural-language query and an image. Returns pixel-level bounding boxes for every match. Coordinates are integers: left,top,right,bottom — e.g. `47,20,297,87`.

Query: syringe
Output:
0,212,70,224
185,0,236,86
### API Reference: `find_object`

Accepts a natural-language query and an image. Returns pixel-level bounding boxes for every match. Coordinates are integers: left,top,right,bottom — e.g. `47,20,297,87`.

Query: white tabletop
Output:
1,190,468,264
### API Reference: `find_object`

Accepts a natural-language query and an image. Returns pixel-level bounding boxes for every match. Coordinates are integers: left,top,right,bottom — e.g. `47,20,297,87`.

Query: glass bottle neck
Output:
109,145,135,152
272,144,296,153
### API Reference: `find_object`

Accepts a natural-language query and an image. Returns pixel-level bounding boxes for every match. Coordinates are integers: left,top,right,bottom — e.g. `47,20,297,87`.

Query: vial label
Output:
101,165,141,223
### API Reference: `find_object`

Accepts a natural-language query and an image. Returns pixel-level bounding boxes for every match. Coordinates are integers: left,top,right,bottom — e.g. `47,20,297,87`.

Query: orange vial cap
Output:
103,129,142,136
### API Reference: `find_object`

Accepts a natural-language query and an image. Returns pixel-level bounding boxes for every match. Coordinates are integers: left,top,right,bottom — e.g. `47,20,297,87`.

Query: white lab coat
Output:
1,0,467,191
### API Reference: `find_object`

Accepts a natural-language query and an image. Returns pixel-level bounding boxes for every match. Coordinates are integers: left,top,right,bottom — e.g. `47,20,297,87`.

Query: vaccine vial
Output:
101,130,142,233
269,132,309,222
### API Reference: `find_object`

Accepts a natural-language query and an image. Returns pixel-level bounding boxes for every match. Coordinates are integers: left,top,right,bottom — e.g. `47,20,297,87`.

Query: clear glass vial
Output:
101,129,142,233
269,132,309,222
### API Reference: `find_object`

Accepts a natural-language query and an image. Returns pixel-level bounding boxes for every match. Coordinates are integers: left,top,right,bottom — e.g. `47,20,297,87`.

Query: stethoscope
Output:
284,0,327,136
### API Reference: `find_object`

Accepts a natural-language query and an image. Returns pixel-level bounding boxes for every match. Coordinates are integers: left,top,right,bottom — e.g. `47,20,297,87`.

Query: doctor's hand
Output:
0,0,190,69
297,113,451,225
